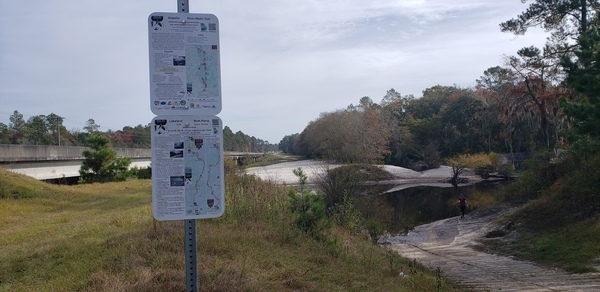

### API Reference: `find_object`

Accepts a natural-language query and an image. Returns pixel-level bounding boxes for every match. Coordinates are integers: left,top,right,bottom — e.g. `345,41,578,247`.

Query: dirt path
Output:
383,205,600,291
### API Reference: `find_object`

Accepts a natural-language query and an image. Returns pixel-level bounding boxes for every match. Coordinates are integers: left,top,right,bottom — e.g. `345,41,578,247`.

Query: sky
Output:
0,0,549,144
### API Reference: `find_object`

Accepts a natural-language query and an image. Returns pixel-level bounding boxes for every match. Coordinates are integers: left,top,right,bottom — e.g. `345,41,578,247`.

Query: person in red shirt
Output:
459,194,467,219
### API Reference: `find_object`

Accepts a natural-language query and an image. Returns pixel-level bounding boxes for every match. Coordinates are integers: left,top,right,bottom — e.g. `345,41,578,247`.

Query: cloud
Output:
0,0,548,143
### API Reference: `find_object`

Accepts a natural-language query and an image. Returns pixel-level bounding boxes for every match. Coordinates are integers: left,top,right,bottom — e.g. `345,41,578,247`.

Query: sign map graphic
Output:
186,45,220,98
151,115,224,220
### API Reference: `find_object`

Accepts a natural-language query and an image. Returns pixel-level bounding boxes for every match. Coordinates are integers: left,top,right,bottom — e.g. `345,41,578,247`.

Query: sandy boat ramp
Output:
247,160,600,291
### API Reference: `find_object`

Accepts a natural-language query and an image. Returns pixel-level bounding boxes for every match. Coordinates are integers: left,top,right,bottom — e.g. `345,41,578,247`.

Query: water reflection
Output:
362,181,511,235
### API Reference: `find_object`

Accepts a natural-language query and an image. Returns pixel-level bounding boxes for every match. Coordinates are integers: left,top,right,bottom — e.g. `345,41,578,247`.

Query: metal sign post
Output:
185,218,197,291
178,3,196,291
178,0,189,13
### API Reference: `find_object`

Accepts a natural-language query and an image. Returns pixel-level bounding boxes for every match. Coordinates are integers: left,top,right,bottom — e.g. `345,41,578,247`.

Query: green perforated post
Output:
177,3,197,291
185,219,198,292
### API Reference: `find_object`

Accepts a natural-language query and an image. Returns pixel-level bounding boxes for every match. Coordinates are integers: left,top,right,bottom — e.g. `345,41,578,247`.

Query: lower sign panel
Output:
151,115,225,220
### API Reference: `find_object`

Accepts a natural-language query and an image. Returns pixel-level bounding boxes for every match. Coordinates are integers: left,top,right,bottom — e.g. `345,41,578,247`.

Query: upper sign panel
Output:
148,13,221,115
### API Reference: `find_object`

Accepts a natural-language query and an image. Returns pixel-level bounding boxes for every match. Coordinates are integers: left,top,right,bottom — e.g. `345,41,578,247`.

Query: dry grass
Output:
0,166,454,291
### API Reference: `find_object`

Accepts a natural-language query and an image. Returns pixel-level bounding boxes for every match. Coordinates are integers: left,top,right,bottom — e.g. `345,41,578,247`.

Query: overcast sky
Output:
0,0,548,144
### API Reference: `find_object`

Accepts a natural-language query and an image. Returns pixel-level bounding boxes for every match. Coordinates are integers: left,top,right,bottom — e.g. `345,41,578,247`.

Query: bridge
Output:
0,144,264,180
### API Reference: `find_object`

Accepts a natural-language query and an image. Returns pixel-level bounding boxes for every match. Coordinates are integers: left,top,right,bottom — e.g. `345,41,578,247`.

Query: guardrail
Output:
0,145,266,180
0,144,151,162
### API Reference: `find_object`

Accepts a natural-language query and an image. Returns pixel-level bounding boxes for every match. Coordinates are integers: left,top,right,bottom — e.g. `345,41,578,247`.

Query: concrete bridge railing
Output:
0,145,266,180
0,144,151,162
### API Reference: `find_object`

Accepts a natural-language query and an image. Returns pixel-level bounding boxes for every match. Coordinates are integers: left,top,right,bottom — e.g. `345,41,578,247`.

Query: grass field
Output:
0,166,453,291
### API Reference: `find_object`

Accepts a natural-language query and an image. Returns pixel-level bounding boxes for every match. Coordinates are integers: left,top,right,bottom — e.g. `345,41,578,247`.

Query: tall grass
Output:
0,163,454,291
482,150,600,272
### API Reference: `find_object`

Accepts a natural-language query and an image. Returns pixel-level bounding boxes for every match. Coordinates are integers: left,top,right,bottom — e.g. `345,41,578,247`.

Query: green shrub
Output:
366,220,386,243
287,188,328,237
79,135,132,183
313,165,363,210
497,163,515,177
134,166,152,179
330,195,364,233
503,151,576,202
286,168,329,237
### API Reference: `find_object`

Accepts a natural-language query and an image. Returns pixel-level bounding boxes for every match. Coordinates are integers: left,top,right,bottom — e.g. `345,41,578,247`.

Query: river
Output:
246,160,511,234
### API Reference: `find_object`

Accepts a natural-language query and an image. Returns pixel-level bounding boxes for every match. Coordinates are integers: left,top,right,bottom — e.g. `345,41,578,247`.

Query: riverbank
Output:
247,158,600,289
385,204,600,291
246,160,483,192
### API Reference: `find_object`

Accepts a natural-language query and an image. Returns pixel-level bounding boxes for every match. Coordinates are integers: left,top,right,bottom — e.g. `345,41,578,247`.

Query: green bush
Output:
313,165,363,210
79,135,132,183
287,189,328,237
133,166,152,179
286,168,329,237
366,219,386,243
330,195,364,233
503,151,576,202
497,163,515,177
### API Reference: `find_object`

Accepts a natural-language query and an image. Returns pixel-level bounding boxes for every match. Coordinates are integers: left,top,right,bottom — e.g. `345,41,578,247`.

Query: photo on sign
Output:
173,56,185,66
185,167,193,183
170,176,185,187
170,150,183,158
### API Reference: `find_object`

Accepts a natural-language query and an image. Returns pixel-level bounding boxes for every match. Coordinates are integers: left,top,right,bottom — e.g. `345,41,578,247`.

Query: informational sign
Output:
151,115,225,220
148,12,221,115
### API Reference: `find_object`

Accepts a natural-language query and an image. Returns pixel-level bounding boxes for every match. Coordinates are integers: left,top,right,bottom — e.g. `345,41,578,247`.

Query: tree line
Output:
0,113,277,153
279,0,600,170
